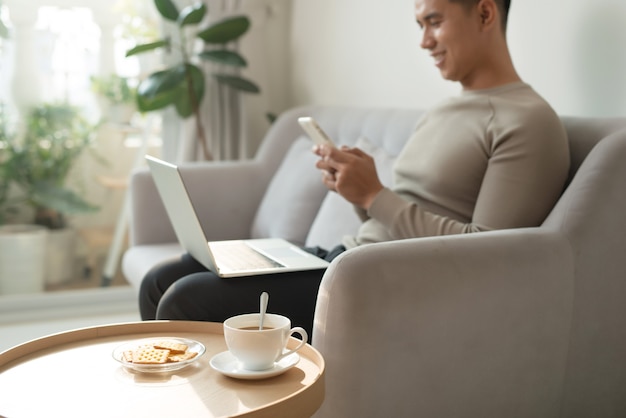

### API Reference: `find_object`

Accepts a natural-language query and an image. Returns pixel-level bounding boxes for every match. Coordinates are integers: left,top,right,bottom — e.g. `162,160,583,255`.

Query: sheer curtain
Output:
164,0,291,163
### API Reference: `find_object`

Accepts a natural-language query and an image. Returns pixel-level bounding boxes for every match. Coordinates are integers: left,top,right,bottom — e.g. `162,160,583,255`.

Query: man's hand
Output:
313,144,384,210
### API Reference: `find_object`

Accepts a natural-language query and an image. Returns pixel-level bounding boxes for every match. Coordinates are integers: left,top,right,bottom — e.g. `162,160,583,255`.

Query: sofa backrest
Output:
251,107,626,252
559,116,626,187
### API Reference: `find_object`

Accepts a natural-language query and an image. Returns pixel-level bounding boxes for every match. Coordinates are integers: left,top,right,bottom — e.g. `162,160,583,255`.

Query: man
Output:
315,0,567,248
139,0,569,336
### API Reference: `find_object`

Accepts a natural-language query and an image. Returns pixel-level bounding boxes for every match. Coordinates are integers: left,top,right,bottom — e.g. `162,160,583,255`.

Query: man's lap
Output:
144,244,347,335
156,267,326,336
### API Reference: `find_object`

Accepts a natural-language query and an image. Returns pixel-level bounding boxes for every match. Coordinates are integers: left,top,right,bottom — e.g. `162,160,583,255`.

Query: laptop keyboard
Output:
210,242,284,271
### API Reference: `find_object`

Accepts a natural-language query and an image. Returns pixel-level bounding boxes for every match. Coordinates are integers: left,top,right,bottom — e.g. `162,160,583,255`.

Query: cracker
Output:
154,340,189,354
132,347,171,364
122,350,135,363
168,351,198,363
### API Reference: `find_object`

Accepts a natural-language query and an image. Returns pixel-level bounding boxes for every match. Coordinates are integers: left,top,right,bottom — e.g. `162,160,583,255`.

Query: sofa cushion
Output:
250,136,328,246
305,137,396,249
122,243,185,291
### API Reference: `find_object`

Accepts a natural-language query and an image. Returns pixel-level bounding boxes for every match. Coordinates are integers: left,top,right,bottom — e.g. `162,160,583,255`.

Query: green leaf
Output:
173,88,194,117
138,67,186,98
136,65,205,116
136,68,186,111
178,2,207,26
213,74,260,94
136,88,179,112
126,40,169,57
154,0,179,22
174,64,205,118
31,182,98,215
198,50,247,67
197,16,250,44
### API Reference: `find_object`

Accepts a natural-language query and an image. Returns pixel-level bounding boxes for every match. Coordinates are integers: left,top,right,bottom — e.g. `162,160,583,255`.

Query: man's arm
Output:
365,109,570,239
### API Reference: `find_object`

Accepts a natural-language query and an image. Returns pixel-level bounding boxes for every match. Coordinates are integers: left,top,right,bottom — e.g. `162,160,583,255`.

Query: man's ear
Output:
477,0,498,30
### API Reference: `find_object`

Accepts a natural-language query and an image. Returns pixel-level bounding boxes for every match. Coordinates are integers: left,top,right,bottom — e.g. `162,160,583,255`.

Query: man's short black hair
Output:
450,0,511,31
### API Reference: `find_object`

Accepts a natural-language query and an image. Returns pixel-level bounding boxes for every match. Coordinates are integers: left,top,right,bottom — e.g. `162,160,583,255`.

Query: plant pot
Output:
45,227,77,286
0,224,48,295
108,103,136,124
97,98,136,125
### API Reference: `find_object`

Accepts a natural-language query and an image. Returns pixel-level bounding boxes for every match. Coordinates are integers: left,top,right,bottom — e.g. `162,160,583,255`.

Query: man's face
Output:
415,0,484,89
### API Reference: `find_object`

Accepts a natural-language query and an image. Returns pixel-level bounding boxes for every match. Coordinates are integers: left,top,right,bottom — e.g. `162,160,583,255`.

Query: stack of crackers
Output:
122,340,198,365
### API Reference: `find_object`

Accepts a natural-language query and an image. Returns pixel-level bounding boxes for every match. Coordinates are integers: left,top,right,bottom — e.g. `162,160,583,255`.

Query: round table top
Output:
0,320,325,418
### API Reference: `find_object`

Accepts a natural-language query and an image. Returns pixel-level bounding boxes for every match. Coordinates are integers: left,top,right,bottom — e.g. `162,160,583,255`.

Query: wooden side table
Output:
0,321,325,417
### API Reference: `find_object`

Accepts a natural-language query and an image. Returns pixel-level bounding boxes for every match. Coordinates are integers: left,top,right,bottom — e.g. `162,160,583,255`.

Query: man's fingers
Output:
327,146,371,162
343,146,368,157
321,170,337,191
323,170,336,181
316,158,337,173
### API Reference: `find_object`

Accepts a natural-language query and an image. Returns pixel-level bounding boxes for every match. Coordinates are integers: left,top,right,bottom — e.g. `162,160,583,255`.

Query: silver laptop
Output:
145,155,330,278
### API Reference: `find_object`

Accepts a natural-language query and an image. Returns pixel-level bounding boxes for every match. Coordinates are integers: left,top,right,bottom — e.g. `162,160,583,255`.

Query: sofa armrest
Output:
128,160,269,246
313,229,574,418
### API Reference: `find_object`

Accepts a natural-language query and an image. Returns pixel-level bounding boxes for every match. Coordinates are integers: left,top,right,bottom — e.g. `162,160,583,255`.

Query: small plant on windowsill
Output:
90,74,138,124
125,0,260,161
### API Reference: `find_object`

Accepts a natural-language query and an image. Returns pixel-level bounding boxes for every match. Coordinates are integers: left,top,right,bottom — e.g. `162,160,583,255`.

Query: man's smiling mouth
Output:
431,51,446,67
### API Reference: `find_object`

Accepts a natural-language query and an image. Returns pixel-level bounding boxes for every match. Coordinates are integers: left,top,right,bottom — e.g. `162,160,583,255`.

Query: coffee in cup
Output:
223,313,308,371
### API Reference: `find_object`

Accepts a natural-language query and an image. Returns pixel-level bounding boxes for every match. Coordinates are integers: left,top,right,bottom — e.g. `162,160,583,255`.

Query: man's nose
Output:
420,29,434,50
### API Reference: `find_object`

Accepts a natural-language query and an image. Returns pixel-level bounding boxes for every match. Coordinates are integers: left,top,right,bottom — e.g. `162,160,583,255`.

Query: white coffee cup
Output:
223,313,308,371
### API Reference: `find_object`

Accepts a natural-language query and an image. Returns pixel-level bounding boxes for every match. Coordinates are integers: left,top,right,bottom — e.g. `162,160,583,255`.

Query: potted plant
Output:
125,0,260,160
90,74,138,124
0,103,49,295
4,102,100,286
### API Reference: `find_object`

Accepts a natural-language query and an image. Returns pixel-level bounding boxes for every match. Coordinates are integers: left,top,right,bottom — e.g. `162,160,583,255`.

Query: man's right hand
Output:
313,144,384,210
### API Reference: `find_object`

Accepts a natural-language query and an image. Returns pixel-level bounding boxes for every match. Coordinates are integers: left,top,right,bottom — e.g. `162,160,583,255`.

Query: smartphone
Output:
298,117,336,148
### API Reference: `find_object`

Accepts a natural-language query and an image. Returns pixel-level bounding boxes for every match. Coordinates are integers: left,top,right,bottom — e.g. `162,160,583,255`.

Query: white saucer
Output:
209,351,300,380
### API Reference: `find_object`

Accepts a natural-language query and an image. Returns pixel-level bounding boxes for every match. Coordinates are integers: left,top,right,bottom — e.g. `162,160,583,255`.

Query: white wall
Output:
289,0,626,118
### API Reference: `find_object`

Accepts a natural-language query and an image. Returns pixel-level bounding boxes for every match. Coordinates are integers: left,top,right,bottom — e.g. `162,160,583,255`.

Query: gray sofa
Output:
122,106,626,417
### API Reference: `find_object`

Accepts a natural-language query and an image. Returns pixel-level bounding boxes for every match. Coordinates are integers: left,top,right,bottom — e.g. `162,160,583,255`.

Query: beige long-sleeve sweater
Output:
344,82,570,249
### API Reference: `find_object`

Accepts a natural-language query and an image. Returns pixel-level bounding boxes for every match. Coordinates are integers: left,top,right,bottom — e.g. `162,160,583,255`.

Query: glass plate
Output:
112,337,205,374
